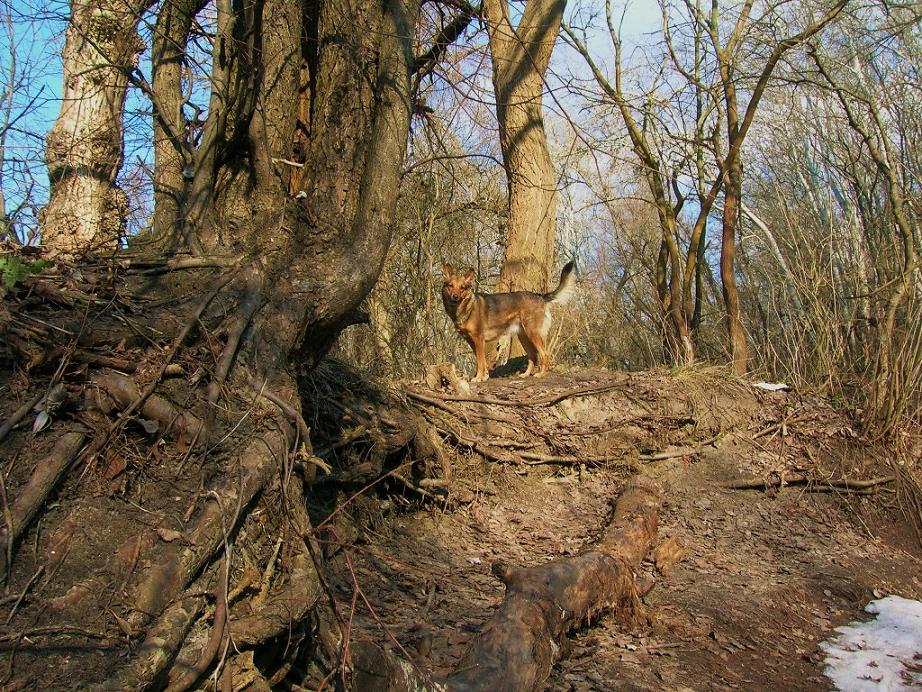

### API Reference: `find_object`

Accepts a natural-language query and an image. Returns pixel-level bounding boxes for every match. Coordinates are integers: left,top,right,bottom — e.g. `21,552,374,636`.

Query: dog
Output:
441,261,576,382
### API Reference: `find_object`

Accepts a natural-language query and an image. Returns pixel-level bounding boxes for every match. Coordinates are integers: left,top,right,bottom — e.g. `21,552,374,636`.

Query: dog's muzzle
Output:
450,294,461,303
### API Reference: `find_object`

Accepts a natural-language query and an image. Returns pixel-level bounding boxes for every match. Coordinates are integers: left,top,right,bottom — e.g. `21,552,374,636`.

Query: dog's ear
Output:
442,263,455,279
462,269,475,286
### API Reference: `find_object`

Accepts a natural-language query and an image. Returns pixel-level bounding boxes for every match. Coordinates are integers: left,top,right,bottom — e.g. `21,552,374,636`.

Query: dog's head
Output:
441,263,475,305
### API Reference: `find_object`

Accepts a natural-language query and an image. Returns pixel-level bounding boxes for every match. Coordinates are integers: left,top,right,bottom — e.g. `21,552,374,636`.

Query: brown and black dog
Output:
441,261,576,382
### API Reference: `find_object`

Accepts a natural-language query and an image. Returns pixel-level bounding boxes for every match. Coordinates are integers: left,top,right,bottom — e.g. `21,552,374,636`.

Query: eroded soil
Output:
325,379,922,691
1,364,919,691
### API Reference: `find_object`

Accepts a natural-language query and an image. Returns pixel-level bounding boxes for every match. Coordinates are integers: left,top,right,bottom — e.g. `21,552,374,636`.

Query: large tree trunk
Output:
41,0,150,254
352,477,662,691
484,0,565,297
143,0,420,375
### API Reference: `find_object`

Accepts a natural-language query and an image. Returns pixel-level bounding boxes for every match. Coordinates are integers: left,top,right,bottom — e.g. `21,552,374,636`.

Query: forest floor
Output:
1,351,920,690
323,368,922,691
2,254,920,690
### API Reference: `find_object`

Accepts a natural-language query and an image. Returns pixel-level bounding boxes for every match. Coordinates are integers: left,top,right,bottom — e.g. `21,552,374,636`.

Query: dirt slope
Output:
1,357,919,690
322,370,922,691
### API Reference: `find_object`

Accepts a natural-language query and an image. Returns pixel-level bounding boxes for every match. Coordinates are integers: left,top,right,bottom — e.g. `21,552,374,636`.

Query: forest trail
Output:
324,367,922,691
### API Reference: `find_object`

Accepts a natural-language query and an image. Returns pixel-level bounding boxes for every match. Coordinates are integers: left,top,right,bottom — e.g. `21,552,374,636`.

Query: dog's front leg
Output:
471,334,490,383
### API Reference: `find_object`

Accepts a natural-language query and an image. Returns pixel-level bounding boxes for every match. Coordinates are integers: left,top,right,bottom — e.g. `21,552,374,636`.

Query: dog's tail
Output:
545,261,577,305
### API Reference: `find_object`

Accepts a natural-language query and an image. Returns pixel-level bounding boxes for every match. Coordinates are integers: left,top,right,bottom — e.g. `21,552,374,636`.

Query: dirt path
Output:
325,386,922,690
551,443,922,691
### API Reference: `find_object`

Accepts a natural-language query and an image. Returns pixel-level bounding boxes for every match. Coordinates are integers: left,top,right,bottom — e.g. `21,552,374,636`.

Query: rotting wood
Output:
352,477,661,692
652,536,687,576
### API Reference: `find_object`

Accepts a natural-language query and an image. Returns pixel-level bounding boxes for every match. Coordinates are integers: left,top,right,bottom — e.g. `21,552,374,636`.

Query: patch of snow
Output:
752,381,790,392
821,595,922,691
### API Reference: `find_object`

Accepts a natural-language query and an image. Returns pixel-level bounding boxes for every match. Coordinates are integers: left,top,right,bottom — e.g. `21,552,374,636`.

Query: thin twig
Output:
752,412,813,440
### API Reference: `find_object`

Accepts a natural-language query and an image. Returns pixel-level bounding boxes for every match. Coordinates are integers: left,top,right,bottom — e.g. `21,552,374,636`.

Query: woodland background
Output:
0,0,918,442
0,0,920,689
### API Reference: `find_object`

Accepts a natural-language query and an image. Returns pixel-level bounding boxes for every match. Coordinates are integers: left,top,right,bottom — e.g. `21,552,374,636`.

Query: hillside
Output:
2,279,919,691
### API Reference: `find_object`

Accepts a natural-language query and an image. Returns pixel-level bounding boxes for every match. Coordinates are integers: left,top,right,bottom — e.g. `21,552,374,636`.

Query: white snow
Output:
752,381,790,392
821,595,922,691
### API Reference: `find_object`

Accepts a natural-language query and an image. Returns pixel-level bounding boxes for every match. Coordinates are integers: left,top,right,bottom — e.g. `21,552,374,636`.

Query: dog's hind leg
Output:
517,331,539,377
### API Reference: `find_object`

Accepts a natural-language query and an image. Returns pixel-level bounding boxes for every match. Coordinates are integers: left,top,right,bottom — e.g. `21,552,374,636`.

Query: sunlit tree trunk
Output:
484,0,565,296
720,157,749,374
149,0,204,241
41,0,151,254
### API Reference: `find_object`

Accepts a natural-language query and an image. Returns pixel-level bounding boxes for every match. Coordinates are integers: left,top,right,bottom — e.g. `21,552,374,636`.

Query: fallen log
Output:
352,477,661,691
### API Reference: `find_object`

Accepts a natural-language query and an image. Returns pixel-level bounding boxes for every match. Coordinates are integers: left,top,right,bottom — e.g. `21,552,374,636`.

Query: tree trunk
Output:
140,0,420,376
352,477,662,691
484,0,565,297
721,160,748,375
41,0,150,254
150,0,204,240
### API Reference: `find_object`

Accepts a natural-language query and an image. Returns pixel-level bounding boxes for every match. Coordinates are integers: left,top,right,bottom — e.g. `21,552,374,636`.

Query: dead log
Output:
352,477,661,691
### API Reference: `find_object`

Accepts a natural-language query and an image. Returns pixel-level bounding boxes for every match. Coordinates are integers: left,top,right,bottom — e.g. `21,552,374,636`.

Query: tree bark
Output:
150,0,205,240
142,0,420,376
720,158,748,374
484,0,566,296
41,0,151,254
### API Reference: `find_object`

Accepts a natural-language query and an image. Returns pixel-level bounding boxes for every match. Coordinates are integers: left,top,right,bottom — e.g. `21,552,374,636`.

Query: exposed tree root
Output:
98,597,206,692
230,552,322,646
406,376,631,408
203,273,263,437
721,474,896,492
126,435,281,633
166,558,229,692
351,477,661,691
0,432,85,580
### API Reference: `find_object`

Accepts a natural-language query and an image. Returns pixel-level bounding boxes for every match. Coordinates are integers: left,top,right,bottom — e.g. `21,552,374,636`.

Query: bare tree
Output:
565,0,848,372
807,13,919,435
